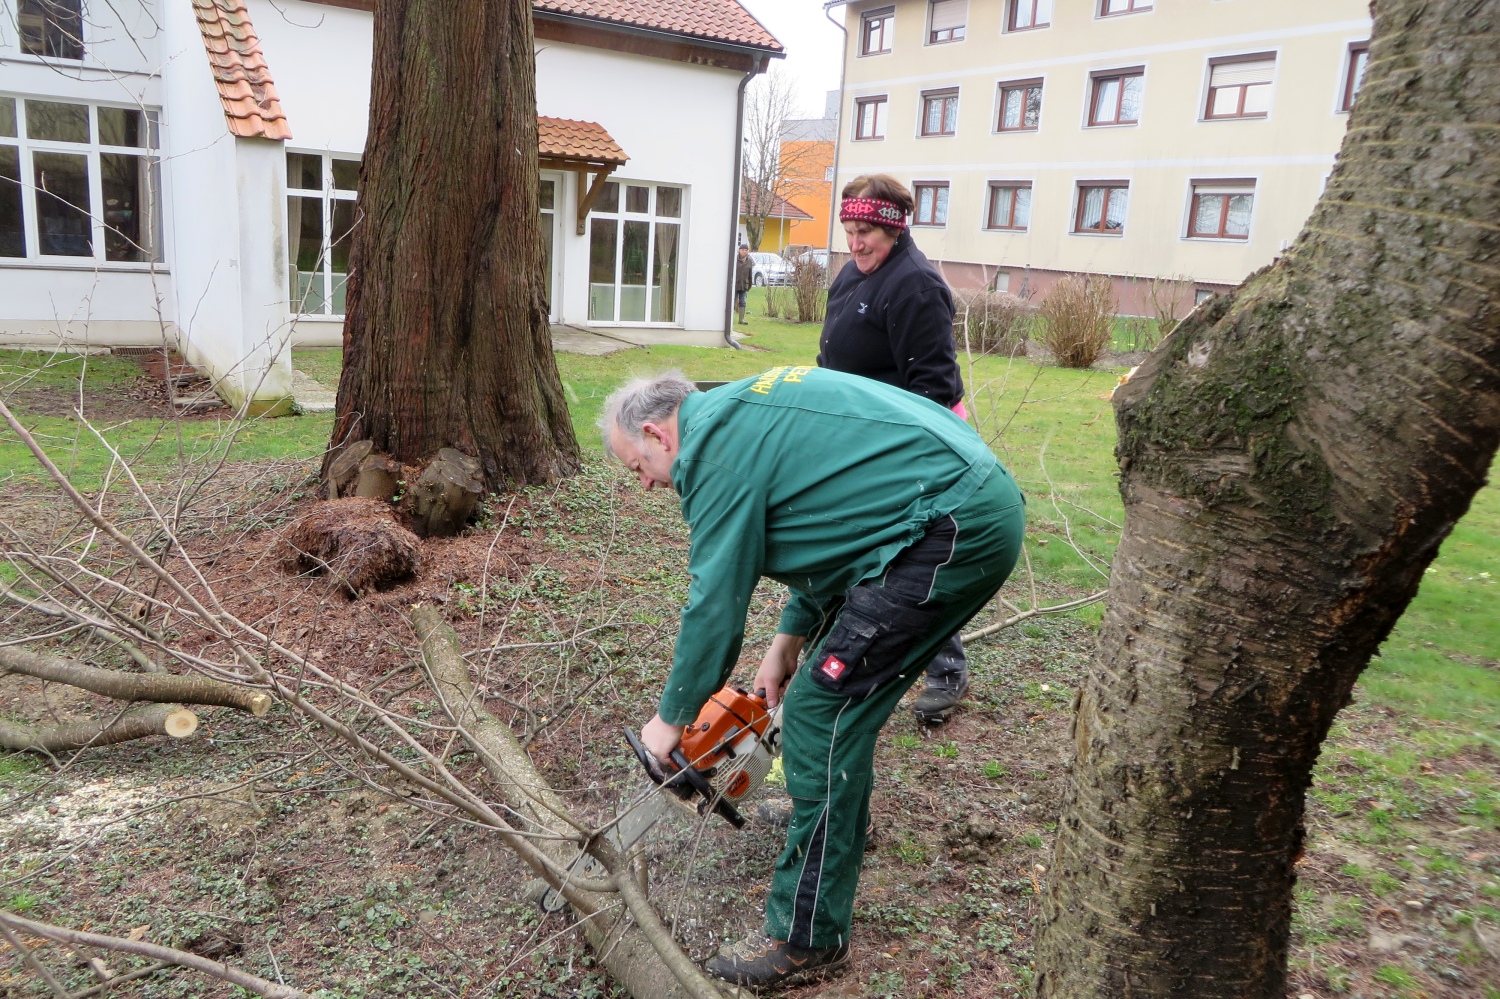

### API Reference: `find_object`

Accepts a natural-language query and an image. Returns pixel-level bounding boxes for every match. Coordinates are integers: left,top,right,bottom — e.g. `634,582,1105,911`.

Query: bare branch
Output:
0,909,312,998
0,646,271,715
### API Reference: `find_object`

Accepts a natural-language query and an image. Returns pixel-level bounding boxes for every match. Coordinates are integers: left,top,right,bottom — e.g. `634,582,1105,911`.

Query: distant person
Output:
734,244,753,325
818,173,972,724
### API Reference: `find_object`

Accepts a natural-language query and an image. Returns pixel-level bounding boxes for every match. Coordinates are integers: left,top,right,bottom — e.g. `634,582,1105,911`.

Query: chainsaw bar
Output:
539,689,782,914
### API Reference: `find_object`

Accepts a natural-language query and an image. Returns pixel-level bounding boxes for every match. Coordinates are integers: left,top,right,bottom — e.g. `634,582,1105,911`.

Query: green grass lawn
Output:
5,308,1497,739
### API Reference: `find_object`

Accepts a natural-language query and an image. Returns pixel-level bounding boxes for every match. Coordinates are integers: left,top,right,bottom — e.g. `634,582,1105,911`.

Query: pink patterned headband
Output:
840,197,908,230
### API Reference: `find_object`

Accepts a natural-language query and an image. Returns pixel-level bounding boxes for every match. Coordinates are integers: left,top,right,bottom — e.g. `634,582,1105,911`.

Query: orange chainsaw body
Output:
678,686,773,801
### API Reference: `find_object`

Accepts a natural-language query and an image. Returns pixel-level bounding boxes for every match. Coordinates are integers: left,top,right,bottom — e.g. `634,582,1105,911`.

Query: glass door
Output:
539,174,559,321
587,182,682,325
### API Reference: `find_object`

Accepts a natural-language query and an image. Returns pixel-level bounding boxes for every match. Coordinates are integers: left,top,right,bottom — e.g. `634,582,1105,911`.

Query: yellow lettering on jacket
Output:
782,365,814,384
750,366,788,394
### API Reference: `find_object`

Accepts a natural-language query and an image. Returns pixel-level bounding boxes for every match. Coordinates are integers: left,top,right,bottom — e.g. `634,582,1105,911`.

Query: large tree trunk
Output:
1036,2,1500,996
325,0,579,501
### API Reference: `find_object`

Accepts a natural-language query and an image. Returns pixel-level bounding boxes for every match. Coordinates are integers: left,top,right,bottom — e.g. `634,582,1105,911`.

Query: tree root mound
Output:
280,498,421,596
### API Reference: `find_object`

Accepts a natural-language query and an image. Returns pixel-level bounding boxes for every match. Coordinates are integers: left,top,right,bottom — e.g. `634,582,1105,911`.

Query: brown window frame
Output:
1341,42,1370,112
928,0,966,44
1006,0,1051,31
912,182,950,227
920,89,960,137
853,96,888,141
996,79,1043,132
1204,55,1275,120
1074,182,1129,235
1088,70,1144,127
1187,181,1255,240
861,8,894,56
986,182,1032,231
1099,0,1151,15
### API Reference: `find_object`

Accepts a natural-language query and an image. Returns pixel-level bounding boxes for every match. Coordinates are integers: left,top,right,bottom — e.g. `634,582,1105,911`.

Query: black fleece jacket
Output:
817,231,963,407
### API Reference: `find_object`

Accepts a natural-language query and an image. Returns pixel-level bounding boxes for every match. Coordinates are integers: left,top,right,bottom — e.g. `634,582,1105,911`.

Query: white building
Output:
0,0,781,412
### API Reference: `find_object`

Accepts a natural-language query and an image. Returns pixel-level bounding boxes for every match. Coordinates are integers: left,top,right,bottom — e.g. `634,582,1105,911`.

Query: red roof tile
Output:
192,0,291,140
538,117,629,166
535,0,782,52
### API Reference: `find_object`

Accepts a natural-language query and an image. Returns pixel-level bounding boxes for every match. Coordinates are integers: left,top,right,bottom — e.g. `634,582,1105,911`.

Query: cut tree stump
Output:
280,497,421,596
353,453,401,501
325,440,374,499
409,448,484,537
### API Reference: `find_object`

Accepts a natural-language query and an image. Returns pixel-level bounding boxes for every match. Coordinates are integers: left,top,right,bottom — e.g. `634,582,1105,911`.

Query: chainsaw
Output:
539,685,783,912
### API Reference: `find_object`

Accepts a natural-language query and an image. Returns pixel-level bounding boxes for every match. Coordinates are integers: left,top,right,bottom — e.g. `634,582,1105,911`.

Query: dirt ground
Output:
0,458,1496,998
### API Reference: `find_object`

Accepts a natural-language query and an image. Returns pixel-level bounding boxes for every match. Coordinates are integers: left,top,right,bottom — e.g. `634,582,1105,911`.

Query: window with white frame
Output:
1188,180,1254,239
913,182,949,226
986,182,1031,231
928,0,966,43
287,151,360,316
588,181,683,324
18,0,84,60
0,95,160,263
1205,55,1275,120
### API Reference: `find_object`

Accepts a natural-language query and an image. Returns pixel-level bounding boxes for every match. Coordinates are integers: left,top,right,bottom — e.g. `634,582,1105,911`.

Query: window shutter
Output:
1210,58,1275,88
1193,179,1256,196
930,0,967,32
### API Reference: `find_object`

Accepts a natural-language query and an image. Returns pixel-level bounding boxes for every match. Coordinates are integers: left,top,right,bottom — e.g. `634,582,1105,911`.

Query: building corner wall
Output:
160,0,291,415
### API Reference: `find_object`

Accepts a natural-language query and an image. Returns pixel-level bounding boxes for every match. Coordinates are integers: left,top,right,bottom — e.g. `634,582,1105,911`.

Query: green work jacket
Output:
659,365,1003,726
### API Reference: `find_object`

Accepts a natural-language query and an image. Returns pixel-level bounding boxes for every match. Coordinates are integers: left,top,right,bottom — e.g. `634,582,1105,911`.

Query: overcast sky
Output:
739,0,848,117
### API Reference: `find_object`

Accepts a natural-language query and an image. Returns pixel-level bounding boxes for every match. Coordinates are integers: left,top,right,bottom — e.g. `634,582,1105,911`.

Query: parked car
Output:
749,251,791,286
789,248,832,277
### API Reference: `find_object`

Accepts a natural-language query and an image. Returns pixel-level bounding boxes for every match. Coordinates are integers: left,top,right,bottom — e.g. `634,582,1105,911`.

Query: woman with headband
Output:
814,173,973,725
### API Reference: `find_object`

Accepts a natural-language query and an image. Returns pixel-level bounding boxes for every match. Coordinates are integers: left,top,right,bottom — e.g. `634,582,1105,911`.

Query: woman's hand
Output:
754,633,807,708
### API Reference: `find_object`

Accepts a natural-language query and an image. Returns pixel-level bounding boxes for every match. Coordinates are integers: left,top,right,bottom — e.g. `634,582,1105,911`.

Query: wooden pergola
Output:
537,117,629,235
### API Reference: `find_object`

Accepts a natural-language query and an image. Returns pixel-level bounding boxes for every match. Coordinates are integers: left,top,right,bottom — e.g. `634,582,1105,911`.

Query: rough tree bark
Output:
1036,2,1500,996
324,0,580,519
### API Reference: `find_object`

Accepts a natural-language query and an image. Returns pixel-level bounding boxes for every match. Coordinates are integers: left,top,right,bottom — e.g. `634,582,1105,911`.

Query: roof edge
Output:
533,8,785,57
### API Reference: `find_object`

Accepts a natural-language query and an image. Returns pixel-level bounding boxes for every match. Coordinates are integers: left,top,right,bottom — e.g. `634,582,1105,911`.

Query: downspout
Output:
725,54,769,348
824,1,849,255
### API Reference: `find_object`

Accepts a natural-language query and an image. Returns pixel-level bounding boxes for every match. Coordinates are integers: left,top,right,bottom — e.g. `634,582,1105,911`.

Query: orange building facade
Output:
778,96,838,249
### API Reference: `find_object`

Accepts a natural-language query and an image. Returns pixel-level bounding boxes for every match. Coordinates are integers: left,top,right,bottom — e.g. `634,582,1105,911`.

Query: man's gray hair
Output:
598,371,698,457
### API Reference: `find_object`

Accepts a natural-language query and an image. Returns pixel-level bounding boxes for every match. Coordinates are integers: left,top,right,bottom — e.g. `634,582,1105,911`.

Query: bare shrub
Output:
764,283,794,319
790,258,827,324
1038,276,1115,368
953,290,1033,358
1146,274,1191,342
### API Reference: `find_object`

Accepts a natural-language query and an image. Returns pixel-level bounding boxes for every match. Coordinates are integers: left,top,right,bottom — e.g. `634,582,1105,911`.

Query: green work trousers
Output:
764,467,1026,949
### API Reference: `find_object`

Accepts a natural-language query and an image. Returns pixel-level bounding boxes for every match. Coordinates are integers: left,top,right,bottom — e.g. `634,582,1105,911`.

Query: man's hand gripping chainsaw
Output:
539,685,782,912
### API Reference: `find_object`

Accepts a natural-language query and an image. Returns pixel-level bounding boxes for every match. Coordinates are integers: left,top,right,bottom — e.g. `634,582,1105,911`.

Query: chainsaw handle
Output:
622,728,746,829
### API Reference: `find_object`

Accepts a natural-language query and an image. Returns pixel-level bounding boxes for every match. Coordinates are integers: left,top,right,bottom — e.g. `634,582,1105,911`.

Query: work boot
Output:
704,930,851,989
912,674,970,725
738,312,747,325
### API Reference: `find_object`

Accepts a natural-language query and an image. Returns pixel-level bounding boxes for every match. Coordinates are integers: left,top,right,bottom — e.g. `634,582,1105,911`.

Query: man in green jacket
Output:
603,367,1025,989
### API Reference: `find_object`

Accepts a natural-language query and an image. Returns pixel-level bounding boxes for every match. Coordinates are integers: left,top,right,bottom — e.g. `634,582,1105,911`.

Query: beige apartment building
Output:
832,0,1373,313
